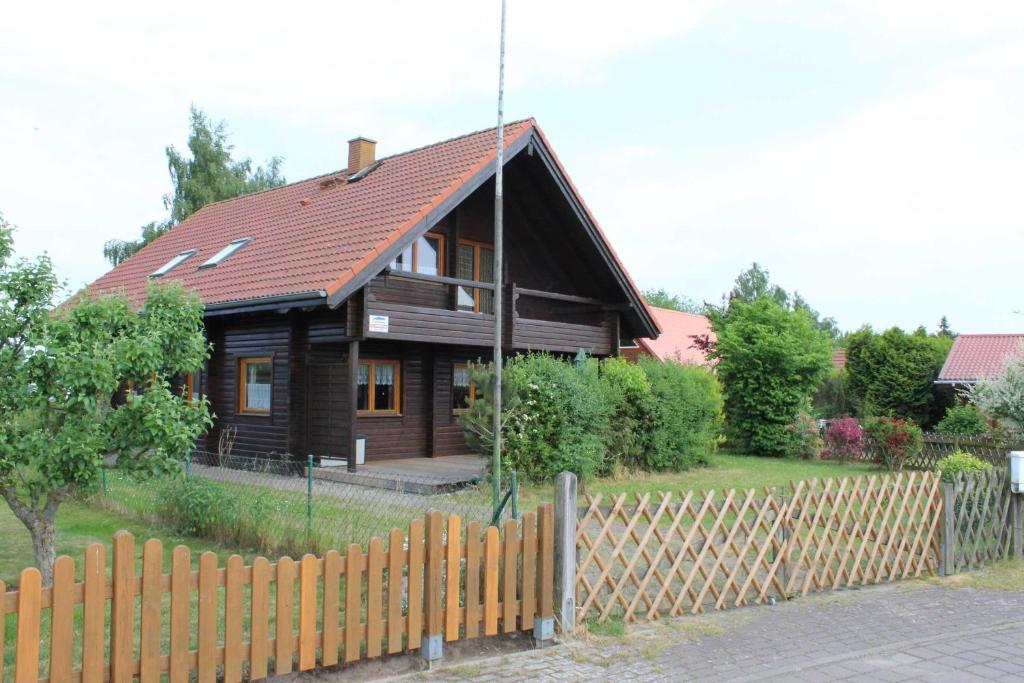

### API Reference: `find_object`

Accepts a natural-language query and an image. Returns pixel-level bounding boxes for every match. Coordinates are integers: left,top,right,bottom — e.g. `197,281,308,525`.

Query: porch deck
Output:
312,454,486,495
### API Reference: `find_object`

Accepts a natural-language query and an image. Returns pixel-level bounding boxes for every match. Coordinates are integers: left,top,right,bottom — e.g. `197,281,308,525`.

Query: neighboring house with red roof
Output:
832,348,847,372
624,306,713,365
87,120,659,466
936,334,1024,386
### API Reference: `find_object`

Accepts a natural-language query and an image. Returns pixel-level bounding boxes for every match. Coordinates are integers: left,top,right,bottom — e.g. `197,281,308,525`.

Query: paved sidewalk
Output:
392,581,1024,682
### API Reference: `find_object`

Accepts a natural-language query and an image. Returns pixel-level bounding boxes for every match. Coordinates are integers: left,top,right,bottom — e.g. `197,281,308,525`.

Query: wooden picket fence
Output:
943,468,1015,573
576,472,942,622
2,505,554,683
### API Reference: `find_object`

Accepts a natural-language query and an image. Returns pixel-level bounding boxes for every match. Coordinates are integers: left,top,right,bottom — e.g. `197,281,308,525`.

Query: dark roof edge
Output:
203,290,327,317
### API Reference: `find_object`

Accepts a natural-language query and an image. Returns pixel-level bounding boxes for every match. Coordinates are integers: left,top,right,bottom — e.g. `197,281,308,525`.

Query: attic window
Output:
150,249,197,277
199,238,252,268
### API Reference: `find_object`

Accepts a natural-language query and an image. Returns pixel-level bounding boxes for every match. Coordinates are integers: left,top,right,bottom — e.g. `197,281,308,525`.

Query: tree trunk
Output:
30,520,57,586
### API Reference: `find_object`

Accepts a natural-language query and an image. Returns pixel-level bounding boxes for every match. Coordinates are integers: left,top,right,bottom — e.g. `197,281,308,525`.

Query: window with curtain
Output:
239,358,272,414
357,360,401,414
456,240,495,313
452,363,475,412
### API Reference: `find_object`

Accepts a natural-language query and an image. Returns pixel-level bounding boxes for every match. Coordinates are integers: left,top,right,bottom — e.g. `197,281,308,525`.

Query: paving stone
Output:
381,582,1024,683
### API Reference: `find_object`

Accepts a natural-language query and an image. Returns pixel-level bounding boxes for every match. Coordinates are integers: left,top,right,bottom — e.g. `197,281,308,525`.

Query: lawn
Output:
0,500,249,587
518,452,884,507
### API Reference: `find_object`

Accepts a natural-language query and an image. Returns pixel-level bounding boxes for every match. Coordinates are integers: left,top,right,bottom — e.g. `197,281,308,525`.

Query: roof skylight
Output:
150,249,197,277
199,238,252,268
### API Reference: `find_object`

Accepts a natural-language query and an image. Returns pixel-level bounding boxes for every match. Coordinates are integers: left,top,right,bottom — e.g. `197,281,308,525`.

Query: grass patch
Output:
517,452,883,505
584,615,626,639
0,499,243,586
937,560,1024,591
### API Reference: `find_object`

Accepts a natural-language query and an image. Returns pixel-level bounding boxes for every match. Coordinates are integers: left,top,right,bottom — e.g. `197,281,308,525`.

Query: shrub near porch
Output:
460,354,724,484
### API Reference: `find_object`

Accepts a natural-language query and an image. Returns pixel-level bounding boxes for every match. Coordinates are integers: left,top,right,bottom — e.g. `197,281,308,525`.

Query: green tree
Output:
642,288,703,314
937,315,956,339
711,297,832,457
970,344,1024,439
0,214,212,583
104,106,285,265
708,263,840,343
846,327,953,426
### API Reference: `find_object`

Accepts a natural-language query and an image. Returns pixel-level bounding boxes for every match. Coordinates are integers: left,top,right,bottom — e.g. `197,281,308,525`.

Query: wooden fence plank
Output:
367,538,385,658
407,519,425,650
520,511,537,631
139,539,163,683
386,529,405,654
483,526,500,636
249,557,271,681
14,567,41,683
168,546,190,683
197,552,218,683
49,555,75,683
425,510,443,641
224,555,245,683
322,549,342,666
344,544,363,663
445,514,462,642
503,519,519,633
464,522,482,639
276,557,296,676
299,554,318,671
109,531,135,683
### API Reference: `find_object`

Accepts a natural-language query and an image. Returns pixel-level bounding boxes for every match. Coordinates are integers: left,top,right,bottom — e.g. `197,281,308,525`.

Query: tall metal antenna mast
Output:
491,0,507,519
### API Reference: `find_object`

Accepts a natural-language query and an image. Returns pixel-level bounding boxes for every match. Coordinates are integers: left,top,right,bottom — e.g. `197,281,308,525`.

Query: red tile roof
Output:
833,348,847,372
88,120,537,307
635,306,713,365
937,334,1024,383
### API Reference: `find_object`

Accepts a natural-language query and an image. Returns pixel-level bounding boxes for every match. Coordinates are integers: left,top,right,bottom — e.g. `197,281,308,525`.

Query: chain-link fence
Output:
91,450,514,557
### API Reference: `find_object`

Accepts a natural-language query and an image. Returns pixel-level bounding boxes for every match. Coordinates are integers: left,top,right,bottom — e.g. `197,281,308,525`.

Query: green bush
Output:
460,353,724,483
812,369,854,419
784,411,824,459
639,358,723,471
159,476,226,536
462,353,611,484
936,404,989,436
599,357,653,474
937,450,993,483
863,416,923,471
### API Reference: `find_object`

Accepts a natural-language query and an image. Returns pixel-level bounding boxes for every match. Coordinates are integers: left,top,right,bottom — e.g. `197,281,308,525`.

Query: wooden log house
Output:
87,120,660,467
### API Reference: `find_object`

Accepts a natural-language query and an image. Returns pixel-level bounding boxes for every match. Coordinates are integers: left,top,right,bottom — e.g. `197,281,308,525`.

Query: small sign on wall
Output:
368,314,390,334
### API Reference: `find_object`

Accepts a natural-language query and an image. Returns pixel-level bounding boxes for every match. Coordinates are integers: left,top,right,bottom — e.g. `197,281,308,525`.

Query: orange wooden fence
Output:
2,505,554,683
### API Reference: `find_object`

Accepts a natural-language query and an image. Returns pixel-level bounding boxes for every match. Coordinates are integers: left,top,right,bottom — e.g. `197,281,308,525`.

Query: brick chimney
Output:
347,136,377,175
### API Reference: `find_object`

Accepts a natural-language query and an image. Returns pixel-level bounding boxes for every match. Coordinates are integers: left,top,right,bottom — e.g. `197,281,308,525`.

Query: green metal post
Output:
101,469,108,496
511,470,519,520
306,454,314,544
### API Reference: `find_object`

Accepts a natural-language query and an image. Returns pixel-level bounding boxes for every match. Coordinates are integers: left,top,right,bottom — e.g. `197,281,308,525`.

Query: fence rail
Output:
576,472,942,623
2,505,554,683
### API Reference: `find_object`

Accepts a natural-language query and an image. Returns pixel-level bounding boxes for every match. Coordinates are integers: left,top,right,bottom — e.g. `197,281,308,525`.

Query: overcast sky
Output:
2,0,1022,334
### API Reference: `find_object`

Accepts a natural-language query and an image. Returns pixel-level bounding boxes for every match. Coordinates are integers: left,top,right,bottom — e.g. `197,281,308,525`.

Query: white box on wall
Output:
1011,451,1023,494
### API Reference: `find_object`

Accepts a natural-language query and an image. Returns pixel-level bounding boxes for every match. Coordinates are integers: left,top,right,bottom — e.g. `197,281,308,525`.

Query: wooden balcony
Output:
363,271,616,355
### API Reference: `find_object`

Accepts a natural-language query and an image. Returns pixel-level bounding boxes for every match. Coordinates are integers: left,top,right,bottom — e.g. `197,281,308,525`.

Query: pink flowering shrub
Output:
822,417,864,464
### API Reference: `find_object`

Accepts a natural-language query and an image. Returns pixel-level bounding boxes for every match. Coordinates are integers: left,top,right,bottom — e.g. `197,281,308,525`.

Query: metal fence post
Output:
511,470,519,520
1010,452,1023,559
940,482,957,576
553,471,577,636
101,468,108,496
306,454,314,545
